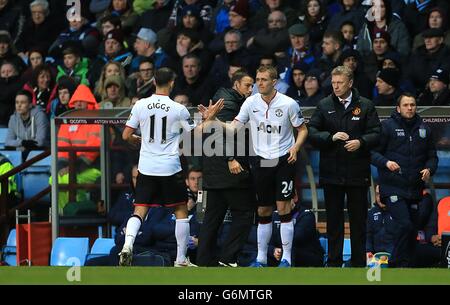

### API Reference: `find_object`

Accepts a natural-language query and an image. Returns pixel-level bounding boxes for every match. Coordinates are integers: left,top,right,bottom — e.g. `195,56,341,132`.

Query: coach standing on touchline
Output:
308,65,381,267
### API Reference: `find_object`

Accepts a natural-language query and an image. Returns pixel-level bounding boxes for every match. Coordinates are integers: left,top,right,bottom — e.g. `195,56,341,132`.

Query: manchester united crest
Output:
352,107,361,116
275,109,283,117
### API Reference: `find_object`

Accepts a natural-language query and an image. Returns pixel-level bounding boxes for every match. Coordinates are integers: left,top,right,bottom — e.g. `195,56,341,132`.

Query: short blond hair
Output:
331,65,353,81
256,65,278,80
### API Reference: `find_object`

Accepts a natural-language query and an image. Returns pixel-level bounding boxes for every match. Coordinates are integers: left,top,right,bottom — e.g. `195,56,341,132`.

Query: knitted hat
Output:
105,29,124,45
372,30,391,45
181,4,201,18
230,0,249,19
377,68,400,88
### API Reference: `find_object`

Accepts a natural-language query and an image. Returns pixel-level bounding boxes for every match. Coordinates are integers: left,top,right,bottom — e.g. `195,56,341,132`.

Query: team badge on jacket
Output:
352,107,361,116
275,109,283,117
419,128,427,138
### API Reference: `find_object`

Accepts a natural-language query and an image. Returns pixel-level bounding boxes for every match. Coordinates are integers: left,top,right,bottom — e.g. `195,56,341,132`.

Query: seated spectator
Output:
107,165,138,230
250,0,299,30
380,51,416,95
167,0,213,30
56,43,90,86
285,62,308,102
356,0,411,57
99,14,123,41
165,28,213,77
163,4,213,50
130,27,168,73
413,6,450,51
403,0,449,38
20,47,54,85
49,5,100,59
373,68,403,106
210,0,234,34
209,30,254,91
0,152,18,207
418,68,450,106
127,58,155,99
413,191,442,268
0,61,22,127
407,28,450,95
99,75,131,108
134,0,174,34
337,48,373,99
93,61,127,101
298,0,329,49
366,185,397,259
362,31,395,83
5,89,50,154
340,20,357,50
0,0,25,48
173,93,192,107
0,31,26,75
317,30,344,92
23,64,58,114
299,68,324,107
247,10,290,56
171,53,215,106
279,23,318,78
327,0,365,34
208,0,255,55
50,76,77,118
17,0,59,56
96,0,139,35
89,29,133,86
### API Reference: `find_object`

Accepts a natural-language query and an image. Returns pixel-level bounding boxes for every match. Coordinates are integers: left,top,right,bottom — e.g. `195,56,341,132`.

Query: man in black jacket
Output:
371,93,438,267
308,65,381,267
196,70,255,267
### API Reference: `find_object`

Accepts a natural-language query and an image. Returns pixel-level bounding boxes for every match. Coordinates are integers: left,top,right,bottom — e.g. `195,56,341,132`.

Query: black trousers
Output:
324,184,368,267
196,188,255,266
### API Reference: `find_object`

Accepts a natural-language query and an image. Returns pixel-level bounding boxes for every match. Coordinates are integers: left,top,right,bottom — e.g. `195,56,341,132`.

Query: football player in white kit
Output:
199,66,308,267
119,67,223,267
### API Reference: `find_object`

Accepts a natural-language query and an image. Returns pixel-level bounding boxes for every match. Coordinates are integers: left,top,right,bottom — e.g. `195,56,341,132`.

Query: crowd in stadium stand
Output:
0,0,449,268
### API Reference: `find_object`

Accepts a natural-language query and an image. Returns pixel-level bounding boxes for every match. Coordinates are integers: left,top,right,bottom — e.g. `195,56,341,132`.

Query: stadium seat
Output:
50,237,89,266
0,128,8,149
22,151,51,200
1,229,17,266
343,238,351,263
86,238,115,260
319,237,328,265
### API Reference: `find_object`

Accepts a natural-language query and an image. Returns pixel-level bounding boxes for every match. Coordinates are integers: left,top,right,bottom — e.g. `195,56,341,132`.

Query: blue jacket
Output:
366,205,397,254
371,111,438,199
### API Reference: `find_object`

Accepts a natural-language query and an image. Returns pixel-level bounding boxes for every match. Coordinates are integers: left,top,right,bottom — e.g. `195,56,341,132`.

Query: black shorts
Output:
251,154,296,206
134,171,187,207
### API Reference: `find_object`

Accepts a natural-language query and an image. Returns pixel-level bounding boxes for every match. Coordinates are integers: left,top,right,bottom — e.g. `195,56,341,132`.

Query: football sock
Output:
124,215,142,249
256,222,272,264
280,220,294,264
175,218,190,263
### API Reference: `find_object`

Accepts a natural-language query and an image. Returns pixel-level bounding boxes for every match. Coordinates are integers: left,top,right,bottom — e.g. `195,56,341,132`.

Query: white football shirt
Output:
234,91,304,159
126,94,196,176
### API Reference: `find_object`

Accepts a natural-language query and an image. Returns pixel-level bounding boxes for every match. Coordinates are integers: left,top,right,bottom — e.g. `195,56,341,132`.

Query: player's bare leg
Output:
173,204,197,267
119,206,149,266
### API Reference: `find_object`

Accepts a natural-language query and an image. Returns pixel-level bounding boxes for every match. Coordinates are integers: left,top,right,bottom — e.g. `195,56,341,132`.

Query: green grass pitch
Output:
0,267,449,285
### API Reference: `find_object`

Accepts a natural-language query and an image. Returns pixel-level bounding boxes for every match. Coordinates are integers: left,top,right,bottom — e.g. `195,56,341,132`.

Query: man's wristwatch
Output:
227,156,235,162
